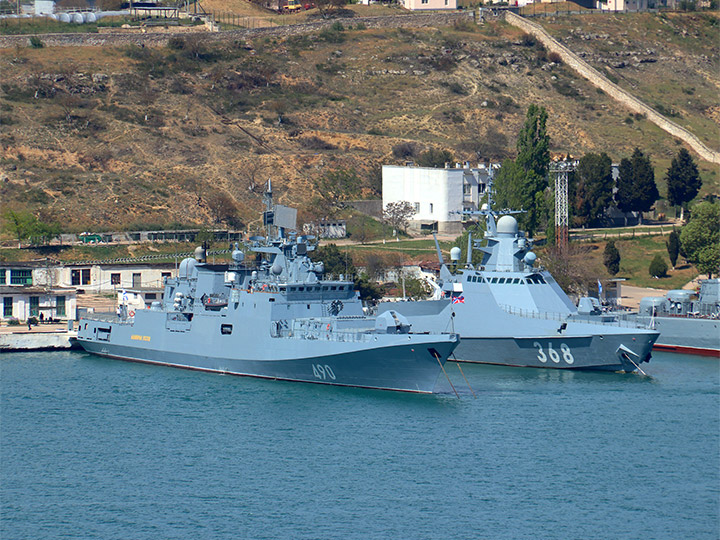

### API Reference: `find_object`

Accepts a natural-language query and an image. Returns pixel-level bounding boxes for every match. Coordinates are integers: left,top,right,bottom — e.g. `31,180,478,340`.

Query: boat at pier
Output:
617,279,720,357
378,185,659,372
76,184,459,393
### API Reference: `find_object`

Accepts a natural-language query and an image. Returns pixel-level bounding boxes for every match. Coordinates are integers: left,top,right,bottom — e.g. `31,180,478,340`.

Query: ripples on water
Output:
1,351,718,539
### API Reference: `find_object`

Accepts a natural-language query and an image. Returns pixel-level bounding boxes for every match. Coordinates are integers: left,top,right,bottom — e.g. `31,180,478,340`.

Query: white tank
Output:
71,12,84,23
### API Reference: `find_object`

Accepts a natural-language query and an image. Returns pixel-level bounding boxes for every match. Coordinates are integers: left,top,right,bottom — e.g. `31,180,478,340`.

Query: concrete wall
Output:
503,11,720,165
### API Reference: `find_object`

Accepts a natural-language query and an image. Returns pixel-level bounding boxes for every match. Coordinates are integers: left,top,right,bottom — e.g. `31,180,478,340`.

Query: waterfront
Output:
1,350,718,539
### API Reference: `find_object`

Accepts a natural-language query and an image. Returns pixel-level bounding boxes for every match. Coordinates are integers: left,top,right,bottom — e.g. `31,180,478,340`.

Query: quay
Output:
0,323,79,352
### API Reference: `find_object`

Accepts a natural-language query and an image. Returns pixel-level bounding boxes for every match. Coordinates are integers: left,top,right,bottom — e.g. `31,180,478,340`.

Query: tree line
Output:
493,106,704,236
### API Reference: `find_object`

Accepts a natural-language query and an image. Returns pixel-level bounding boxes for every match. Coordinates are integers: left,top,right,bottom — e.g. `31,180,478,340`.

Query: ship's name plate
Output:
131,335,151,342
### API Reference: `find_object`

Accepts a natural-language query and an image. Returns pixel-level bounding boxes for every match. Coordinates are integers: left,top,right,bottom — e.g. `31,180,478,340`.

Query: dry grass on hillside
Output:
0,13,717,239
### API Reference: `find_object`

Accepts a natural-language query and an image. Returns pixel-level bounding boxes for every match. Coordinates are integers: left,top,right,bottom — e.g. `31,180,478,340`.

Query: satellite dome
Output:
496,215,519,236
450,247,462,262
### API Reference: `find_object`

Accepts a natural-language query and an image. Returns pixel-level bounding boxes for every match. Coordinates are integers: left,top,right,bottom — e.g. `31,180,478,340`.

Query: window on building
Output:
3,297,12,317
421,0,428,3
29,296,39,317
145,293,156,300
71,270,81,286
111,273,121,286
0,269,5,285
414,202,420,213
429,203,434,214
81,269,91,285
10,269,32,285
479,184,486,194
161,272,171,282
463,183,472,196
56,296,65,317
132,273,141,288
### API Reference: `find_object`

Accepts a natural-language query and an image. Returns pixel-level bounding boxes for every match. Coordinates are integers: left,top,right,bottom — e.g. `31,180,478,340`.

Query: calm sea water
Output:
1,350,718,540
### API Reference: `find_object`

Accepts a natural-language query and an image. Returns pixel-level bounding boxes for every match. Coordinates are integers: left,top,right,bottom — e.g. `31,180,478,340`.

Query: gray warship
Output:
378,189,659,372
617,279,720,357
76,184,459,393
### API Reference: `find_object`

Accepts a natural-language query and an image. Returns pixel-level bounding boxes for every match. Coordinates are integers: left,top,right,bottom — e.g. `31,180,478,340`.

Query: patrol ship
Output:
76,185,459,393
618,279,720,357
378,188,659,372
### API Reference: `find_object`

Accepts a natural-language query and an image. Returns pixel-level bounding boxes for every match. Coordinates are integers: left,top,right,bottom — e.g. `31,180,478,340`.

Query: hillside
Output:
0,10,718,238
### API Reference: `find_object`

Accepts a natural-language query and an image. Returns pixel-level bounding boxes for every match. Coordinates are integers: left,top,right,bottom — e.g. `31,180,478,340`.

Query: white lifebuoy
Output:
129,310,135,317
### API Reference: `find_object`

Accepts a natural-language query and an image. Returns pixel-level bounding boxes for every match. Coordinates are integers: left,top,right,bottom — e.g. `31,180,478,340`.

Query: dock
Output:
0,323,79,352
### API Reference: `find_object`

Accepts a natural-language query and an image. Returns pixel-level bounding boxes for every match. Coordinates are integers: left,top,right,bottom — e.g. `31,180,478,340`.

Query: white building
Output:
0,266,76,321
0,262,178,321
382,162,497,234
398,0,457,10
595,0,647,10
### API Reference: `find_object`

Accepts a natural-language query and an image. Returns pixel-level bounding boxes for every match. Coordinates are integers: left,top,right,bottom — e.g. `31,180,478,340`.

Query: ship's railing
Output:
497,304,649,329
77,310,133,325
271,318,380,343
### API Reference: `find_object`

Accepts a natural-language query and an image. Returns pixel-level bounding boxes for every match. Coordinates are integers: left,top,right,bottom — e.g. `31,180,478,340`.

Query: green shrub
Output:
648,254,668,278
603,240,620,275
29,36,44,48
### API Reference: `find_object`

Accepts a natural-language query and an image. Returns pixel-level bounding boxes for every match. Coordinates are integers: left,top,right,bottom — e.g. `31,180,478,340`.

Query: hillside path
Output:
503,11,720,165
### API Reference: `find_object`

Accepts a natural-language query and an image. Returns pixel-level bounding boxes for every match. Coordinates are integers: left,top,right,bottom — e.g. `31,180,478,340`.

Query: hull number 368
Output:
533,342,575,365
312,364,336,380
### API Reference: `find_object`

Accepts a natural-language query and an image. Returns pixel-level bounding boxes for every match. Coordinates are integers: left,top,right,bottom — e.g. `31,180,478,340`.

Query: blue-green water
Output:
1,351,718,539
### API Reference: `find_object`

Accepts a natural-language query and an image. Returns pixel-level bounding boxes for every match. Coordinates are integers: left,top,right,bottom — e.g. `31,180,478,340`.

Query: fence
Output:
206,11,288,29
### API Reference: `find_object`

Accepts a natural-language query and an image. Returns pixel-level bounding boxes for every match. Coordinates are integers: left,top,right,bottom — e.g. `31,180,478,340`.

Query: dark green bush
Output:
649,254,668,278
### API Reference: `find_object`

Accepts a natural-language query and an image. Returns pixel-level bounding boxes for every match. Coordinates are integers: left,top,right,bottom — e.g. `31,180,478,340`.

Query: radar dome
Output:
450,247,462,262
496,215,519,236
178,258,197,278
523,252,537,268
194,246,206,262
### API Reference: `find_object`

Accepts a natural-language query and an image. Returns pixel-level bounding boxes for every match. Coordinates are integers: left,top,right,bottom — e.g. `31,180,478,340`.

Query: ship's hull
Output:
449,334,653,372
379,300,657,372
624,315,720,358
76,320,458,393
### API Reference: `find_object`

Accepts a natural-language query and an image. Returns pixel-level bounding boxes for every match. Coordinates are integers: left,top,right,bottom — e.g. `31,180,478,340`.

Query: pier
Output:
0,323,78,352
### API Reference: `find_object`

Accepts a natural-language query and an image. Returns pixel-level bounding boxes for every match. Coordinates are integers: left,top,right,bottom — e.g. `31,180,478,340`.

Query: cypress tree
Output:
573,152,613,227
666,230,680,269
615,148,659,226
603,240,620,276
666,148,701,222
494,105,551,237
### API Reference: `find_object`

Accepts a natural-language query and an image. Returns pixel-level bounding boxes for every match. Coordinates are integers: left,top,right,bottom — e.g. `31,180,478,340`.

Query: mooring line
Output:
454,355,476,398
434,352,459,399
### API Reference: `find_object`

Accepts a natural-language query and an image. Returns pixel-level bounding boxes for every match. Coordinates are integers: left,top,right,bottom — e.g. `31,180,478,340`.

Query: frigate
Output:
617,279,720,357
378,187,659,372
76,184,459,393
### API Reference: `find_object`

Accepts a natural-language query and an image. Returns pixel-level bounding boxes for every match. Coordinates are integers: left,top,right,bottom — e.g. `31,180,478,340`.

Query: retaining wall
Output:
0,329,78,351
0,12,471,49
504,11,720,165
